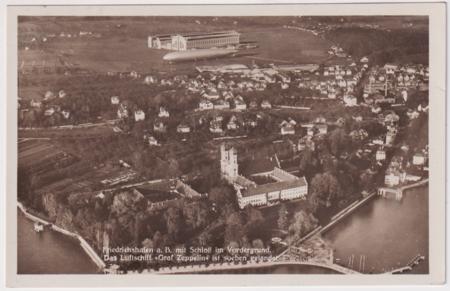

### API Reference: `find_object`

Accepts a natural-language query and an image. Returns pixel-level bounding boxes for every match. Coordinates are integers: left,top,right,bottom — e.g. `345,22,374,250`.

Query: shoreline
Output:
17,201,106,271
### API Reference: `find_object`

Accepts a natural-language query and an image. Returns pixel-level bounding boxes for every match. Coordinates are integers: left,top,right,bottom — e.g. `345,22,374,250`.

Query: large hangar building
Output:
148,31,240,51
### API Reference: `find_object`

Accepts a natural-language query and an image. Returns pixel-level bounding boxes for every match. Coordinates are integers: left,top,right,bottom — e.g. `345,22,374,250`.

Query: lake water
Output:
17,186,428,274
323,187,428,274
17,212,100,274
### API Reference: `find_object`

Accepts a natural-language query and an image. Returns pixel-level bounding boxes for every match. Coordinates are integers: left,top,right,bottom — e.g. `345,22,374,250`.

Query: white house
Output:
234,97,247,111
144,75,157,85
111,96,120,105
385,171,401,187
147,135,159,146
376,149,386,161
134,110,145,121
58,90,67,98
61,110,71,119
209,119,223,134
280,123,295,135
44,107,55,116
153,121,167,133
117,104,128,119
44,91,55,100
261,100,272,109
199,99,214,110
316,124,328,135
30,99,42,108
213,99,230,110
158,107,170,118
177,124,191,133
343,95,357,107
412,153,426,166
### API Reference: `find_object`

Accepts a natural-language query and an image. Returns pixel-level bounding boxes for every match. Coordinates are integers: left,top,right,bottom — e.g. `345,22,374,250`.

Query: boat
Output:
34,222,44,233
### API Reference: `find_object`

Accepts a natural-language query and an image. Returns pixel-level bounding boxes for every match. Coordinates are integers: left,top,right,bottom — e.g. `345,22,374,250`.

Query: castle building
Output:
220,144,308,209
220,144,238,181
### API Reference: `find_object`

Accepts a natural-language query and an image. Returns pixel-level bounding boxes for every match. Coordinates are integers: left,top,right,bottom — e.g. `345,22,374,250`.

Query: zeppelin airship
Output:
163,48,238,62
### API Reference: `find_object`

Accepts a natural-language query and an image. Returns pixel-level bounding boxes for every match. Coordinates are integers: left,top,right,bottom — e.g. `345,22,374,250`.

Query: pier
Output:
385,254,425,274
378,178,428,200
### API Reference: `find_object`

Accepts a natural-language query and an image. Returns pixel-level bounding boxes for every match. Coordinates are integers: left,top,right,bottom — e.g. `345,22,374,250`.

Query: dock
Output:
378,178,428,200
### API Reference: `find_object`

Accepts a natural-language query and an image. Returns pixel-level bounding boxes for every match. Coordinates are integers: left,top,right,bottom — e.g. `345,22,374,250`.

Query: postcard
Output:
5,2,446,287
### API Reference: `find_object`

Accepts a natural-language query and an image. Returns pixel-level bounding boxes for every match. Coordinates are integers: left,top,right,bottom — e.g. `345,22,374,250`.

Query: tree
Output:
142,237,154,249
277,204,289,230
287,210,318,245
328,128,348,156
309,172,342,211
167,158,181,178
208,184,234,206
164,207,183,241
299,149,318,177
252,239,265,249
224,212,245,247
183,201,209,232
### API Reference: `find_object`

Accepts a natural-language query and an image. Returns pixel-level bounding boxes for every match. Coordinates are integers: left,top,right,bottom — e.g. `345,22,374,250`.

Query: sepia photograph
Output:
4,1,447,288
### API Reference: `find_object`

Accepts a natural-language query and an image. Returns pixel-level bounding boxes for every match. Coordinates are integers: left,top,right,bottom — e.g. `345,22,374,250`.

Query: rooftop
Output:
241,176,307,197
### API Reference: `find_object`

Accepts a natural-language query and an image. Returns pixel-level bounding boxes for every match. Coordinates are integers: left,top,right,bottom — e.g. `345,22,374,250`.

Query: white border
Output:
2,1,447,289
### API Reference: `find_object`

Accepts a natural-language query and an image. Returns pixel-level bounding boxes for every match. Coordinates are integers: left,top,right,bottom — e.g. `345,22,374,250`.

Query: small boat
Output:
34,222,44,233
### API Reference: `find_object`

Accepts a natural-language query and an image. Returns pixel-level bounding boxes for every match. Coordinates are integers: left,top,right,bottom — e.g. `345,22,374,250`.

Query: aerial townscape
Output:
17,16,429,275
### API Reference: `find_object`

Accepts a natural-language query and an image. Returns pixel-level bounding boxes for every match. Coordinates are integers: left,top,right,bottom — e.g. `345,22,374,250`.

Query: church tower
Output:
220,144,238,181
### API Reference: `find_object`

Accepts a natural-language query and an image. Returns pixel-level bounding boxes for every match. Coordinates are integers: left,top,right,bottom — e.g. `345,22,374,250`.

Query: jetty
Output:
378,178,428,200
386,254,425,274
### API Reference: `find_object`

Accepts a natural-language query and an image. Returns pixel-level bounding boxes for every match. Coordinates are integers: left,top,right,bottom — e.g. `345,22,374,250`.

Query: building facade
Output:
220,144,308,209
220,144,239,180
148,31,240,51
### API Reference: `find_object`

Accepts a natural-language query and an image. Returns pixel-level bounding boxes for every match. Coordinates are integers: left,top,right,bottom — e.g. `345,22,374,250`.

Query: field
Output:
18,17,332,100
18,139,74,170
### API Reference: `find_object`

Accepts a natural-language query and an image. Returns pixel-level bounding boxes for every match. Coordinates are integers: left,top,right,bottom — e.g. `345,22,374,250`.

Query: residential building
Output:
376,149,386,161
153,121,167,133
280,123,295,135
111,96,120,105
234,97,247,111
413,153,426,166
213,99,230,110
177,124,191,133
199,99,214,110
227,115,239,130
261,100,272,109
117,104,128,119
134,110,145,121
343,94,357,107
158,107,170,118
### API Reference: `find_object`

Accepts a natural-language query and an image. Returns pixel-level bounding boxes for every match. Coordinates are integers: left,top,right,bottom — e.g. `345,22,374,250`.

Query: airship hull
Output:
163,48,238,62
